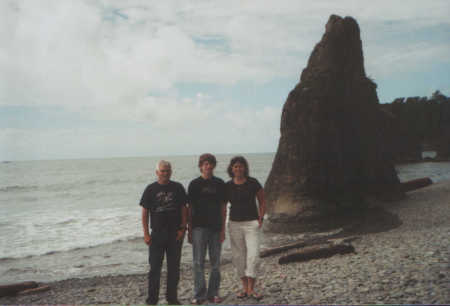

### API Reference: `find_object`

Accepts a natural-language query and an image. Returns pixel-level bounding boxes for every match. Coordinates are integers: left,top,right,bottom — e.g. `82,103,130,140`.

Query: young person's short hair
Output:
198,153,217,168
227,155,249,178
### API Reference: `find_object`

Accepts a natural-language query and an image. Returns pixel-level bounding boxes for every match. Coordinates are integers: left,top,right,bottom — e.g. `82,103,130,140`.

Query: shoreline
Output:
1,180,449,304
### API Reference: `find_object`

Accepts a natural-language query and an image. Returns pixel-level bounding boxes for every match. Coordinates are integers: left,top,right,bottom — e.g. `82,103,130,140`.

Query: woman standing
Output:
226,156,266,301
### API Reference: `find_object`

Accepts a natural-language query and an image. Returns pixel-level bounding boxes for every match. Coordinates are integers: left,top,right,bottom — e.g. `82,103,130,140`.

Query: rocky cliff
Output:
264,15,403,233
381,91,450,162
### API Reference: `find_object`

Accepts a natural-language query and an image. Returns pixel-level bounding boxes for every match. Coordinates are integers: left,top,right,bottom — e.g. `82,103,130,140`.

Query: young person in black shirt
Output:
187,154,227,304
226,156,266,301
140,160,188,305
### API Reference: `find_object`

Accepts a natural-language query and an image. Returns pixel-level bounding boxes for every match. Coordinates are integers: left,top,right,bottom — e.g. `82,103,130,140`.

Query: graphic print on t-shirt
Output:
154,191,178,213
201,185,217,195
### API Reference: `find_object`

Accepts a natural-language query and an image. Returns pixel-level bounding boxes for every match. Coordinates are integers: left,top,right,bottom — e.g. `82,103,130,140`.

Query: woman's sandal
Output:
236,291,247,299
249,292,263,301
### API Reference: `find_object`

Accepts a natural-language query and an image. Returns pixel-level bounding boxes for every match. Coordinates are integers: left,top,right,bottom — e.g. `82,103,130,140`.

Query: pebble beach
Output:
1,180,449,305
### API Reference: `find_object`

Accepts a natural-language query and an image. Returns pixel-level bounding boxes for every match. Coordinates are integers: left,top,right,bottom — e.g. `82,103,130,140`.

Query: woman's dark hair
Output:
198,153,217,168
227,155,249,178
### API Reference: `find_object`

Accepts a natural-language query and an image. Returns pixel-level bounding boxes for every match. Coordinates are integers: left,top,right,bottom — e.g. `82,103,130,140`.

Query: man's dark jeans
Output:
147,230,183,304
192,227,222,301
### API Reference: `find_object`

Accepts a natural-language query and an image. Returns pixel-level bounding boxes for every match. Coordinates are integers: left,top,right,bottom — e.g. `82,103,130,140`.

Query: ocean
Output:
1,152,449,284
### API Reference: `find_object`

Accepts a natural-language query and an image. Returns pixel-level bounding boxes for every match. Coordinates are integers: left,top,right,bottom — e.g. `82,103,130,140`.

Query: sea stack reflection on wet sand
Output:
1,15,449,305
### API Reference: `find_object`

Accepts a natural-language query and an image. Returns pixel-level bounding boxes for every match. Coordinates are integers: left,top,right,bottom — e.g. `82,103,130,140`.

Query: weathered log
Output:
400,177,432,192
278,243,355,265
0,281,38,297
260,236,335,258
260,241,310,258
17,285,50,296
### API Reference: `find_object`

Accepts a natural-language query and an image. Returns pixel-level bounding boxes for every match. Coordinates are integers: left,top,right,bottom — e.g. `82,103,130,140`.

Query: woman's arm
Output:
256,188,266,228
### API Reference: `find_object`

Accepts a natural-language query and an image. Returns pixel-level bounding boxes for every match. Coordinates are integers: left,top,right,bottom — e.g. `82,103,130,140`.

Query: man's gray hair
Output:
156,160,172,171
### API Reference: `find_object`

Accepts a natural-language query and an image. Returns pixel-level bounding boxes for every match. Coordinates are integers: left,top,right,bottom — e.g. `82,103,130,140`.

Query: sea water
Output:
1,153,449,283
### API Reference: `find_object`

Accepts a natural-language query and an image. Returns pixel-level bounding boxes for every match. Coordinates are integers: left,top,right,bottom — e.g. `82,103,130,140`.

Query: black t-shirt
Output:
139,180,187,233
226,177,262,222
188,176,226,231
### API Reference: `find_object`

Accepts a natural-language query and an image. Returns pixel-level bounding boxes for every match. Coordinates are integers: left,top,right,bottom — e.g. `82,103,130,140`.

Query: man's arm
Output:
142,207,152,245
180,204,188,228
187,203,193,243
256,189,266,228
220,200,227,243
176,205,188,241
186,182,194,243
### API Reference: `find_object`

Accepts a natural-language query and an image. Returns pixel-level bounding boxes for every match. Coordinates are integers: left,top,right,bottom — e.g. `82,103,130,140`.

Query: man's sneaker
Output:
208,296,223,303
167,299,181,305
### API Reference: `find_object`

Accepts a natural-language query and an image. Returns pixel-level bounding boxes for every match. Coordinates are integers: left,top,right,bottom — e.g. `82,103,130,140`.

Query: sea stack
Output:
264,15,403,233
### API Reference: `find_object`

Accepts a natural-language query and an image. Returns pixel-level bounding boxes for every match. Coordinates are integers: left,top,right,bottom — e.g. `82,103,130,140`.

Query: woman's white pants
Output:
228,220,260,278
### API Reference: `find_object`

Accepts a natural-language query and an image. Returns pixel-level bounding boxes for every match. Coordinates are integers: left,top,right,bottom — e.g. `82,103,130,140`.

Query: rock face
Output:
381,91,450,162
264,15,403,233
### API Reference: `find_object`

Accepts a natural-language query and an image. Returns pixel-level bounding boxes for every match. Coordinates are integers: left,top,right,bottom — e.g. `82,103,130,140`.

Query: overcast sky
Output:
1,0,449,161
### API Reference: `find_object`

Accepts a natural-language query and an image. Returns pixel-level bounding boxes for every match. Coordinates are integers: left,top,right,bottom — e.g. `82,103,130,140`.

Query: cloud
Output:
0,92,280,160
0,0,449,159
0,1,274,106
366,43,450,77
2,1,449,109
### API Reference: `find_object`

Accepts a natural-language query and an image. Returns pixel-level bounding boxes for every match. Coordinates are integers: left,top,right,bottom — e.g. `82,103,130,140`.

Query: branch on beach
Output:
17,285,51,296
260,235,359,258
400,177,433,193
260,237,331,258
0,281,38,297
278,243,356,265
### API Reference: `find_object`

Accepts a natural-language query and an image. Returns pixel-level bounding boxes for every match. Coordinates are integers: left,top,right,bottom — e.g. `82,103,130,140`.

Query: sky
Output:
1,0,449,161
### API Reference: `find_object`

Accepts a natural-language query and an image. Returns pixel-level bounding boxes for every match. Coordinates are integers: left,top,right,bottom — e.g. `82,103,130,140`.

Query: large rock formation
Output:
264,15,403,233
381,91,450,162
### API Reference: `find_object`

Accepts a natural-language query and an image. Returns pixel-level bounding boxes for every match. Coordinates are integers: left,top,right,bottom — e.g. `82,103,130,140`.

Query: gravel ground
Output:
1,180,449,305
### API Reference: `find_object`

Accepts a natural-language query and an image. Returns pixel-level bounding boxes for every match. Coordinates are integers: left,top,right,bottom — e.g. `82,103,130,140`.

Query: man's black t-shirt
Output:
140,180,187,233
226,177,262,222
188,176,226,231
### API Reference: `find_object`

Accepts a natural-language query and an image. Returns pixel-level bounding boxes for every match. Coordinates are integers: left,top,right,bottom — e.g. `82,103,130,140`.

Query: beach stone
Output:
264,14,403,233
269,287,282,293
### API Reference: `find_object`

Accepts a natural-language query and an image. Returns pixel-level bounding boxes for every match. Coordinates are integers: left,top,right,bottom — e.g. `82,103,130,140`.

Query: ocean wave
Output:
83,179,101,186
0,254,34,262
0,234,142,261
0,185,39,192
3,267,37,274
55,218,77,226
81,178,133,187
0,220,12,227
107,178,133,185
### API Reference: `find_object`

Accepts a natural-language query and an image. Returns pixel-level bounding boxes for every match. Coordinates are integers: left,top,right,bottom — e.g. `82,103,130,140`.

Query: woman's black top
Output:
226,177,262,222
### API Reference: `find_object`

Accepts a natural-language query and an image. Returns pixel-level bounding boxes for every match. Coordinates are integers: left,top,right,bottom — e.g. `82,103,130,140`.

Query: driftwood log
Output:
260,236,337,258
17,285,51,296
0,281,38,297
278,243,356,265
260,234,360,258
400,177,433,193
